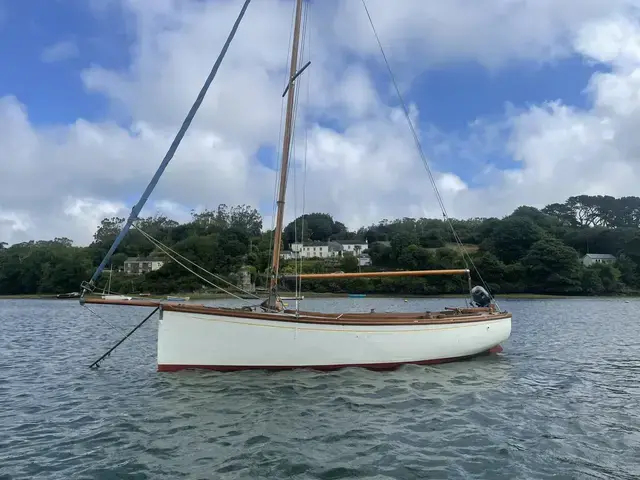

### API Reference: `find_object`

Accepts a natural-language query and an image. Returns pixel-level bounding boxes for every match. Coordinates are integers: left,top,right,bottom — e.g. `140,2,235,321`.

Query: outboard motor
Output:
470,285,492,308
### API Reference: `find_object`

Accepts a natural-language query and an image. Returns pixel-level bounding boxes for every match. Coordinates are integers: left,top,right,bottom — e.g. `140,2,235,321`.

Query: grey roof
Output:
584,254,615,259
327,241,343,251
293,240,368,246
371,240,391,245
125,257,165,262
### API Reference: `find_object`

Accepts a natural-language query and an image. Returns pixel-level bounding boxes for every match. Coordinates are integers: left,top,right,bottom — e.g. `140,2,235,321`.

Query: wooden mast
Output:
269,0,304,290
263,1,473,300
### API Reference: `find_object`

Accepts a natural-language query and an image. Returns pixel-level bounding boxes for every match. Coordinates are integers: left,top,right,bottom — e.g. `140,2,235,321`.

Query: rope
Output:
360,0,501,310
131,226,258,303
82,304,156,357
83,0,253,289
298,3,311,304
268,0,309,302
267,1,299,279
133,225,260,298
88,307,159,368
290,0,310,306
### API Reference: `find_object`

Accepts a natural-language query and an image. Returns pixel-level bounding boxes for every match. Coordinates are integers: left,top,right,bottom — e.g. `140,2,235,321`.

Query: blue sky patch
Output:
0,0,606,194
0,0,132,125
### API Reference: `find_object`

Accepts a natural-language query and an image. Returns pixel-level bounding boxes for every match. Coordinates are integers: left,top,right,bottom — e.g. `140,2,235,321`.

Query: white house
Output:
581,253,616,267
290,242,331,258
124,257,165,274
287,240,369,259
339,240,369,256
281,250,297,260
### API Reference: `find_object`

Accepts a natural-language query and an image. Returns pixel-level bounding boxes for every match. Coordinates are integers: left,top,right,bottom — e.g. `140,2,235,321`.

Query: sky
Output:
1,0,640,246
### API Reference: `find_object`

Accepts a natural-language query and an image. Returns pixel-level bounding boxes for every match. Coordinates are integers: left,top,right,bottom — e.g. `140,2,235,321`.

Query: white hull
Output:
156,309,511,371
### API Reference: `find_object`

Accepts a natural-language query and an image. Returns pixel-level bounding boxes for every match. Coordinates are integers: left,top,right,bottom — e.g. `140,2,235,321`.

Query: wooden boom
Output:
282,269,470,280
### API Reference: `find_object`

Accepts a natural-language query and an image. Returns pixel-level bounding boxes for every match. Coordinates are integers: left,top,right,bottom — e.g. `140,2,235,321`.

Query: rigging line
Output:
359,1,451,225
83,304,129,336
81,304,155,357
298,0,311,300
269,0,306,292
359,12,494,307
296,1,310,280
132,227,253,302
291,0,309,300
88,307,159,369
359,0,500,308
292,94,299,292
96,268,132,298
290,4,303,289
82,0,253,292
132,225,260,299
278,0,308,295
147,240,250,302
268,0,299,275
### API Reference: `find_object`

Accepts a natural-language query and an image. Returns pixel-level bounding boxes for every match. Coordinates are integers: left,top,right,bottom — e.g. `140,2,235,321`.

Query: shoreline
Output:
0,292,637,301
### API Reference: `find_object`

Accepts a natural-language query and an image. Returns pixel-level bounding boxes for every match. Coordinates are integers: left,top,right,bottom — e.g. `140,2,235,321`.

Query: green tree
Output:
470,251,506,293
521,238,582,294
6,195,640,297
581,267,604,295
591,263,621,293
284,213,336,245
615,253,638,289
340,255,359,273
481,216,546,264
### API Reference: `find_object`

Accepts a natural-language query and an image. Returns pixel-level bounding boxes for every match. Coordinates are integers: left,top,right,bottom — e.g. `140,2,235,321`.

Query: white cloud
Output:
0,209,31,235
41,40,79,63
334,0,637,68
3,0,640,246
440,12,640,219
63,197,127,242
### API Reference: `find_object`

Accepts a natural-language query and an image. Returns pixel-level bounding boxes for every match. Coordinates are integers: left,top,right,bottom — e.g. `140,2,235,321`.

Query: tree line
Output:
1,195,640,297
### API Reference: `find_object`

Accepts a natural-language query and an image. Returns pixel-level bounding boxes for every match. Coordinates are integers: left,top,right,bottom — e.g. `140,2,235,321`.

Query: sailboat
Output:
79,0,511,372
100,267,132,301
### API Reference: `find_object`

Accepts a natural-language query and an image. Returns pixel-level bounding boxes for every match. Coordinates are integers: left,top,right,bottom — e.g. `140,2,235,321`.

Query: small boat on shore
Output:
166,296,190,302
101,294,133,301
56,292,80,299
100,268,132,301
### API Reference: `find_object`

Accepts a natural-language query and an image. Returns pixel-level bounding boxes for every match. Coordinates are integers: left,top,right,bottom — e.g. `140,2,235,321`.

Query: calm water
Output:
0,297,638,479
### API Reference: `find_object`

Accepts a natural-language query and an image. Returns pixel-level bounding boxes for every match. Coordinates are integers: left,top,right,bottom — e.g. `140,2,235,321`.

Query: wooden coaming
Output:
82,297,511,326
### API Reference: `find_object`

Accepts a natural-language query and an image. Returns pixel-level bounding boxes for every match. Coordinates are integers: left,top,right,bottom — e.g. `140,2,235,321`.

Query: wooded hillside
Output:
1,195,639,296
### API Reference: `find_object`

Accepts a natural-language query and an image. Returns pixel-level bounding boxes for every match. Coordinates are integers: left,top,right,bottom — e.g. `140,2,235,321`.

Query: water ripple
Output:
0,298,638,479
